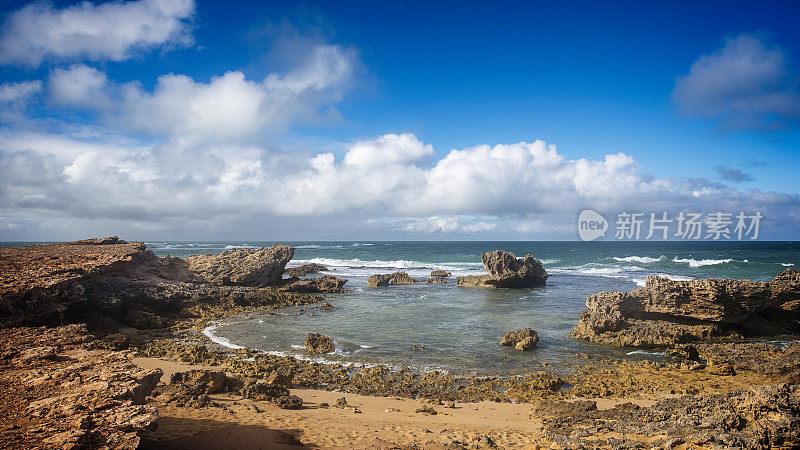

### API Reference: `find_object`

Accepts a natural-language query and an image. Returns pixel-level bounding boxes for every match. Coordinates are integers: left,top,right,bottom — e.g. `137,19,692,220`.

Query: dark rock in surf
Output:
456,250,548,288
367,271,418,288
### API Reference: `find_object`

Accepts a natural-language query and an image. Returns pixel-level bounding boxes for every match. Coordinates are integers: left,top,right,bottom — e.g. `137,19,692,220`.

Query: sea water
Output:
7,240,796,375
137,240,800,375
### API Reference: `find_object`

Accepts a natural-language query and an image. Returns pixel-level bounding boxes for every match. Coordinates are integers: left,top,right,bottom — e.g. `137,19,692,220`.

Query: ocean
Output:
6,240,797,375
140,240,798,375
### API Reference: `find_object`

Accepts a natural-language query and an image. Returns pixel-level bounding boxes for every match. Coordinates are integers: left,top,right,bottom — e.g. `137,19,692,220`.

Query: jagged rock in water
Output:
186,245,294,287
426,277,451,284
500,328,539,351
284,263,329,277
278,275,348,293
0,324,161,448
571,269,800,347
305,332,335,354
456,250,548,288
367,271,418,287
430,270,451,278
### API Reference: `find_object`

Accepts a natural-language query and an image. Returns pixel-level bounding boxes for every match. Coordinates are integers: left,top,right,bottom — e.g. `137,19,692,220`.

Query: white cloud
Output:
2,130,796,239
0,80,42,104
46,44,357,143
672,33,800,131
0,0,195,66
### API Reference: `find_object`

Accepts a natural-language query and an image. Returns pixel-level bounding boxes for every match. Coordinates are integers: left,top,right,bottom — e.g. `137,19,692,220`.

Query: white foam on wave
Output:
224,244,257,249
782,263,795,267
612,255,665,264
288,257,483,277
632,273,695,287
202,324,246,350
627,350,664,356
672,257,733,268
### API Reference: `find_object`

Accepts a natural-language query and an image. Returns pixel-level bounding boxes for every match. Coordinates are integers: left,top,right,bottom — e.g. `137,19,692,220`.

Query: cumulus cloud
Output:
1,129,797,240
672,33,800,131
47,44,357,143
714,165,755,183
0,0,195,66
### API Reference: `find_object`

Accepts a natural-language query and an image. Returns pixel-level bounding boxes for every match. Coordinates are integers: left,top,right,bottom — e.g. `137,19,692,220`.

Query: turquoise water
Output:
5,240,797,374
143,241,799,375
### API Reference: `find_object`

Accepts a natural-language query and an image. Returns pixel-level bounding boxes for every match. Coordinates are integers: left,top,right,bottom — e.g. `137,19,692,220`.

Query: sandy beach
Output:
134,356,662,448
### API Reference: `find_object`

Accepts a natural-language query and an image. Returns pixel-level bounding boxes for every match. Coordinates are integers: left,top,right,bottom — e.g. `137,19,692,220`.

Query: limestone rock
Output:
284,263,329,277
186,245,294,287
241,379,290,400
572,269,800,347
500,328,539,350
430,270,451,277
278,275,348,293
272,394,303,409
0,324,160,448
457,250,548,288
305,333,335,354
367,271,418,287
426,277,451,284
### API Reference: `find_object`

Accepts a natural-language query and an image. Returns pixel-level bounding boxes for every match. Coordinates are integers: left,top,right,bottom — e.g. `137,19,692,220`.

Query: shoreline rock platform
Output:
572,269,800,347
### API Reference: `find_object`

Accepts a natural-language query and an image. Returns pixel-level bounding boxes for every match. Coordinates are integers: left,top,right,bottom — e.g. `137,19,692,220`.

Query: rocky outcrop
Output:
0,238,331,332
0,324,161,448
430,270,451,278
186,245,294,287
305,333,335,354
456,250,548,288
366,271,418,287
284,263,329,277
160,368,295,408
426,277,450,284
278,275,348,293
571,269,800,347
500,328,539,351
532,384,800,449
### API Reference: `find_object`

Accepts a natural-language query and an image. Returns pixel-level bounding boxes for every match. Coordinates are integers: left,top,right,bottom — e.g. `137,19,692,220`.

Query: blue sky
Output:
0,0,798,240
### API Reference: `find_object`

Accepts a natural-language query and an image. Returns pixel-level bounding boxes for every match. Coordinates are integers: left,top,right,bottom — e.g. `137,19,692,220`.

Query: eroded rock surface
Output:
532,384,800,449
572,269,800,347
500,328,539,351
278,275,348,293
366,271,418,287
284,263,329,277
186,245,294,287
456,250,548,288
0,324,161,448
0,238,330,332
305,333,335,354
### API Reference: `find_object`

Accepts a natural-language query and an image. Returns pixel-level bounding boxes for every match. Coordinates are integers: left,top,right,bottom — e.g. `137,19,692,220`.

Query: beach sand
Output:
134,357,659,448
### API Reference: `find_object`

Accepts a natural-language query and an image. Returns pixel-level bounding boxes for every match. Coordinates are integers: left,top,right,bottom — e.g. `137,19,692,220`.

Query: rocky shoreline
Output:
1,238,799,448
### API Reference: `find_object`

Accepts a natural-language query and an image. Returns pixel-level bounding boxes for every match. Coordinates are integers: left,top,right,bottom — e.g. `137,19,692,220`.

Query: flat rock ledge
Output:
367,271,418,287
0,238,346,331
0,324,161,448
571,269,800,347
457,250,548,288
186,245,294,287
500,328,539,351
